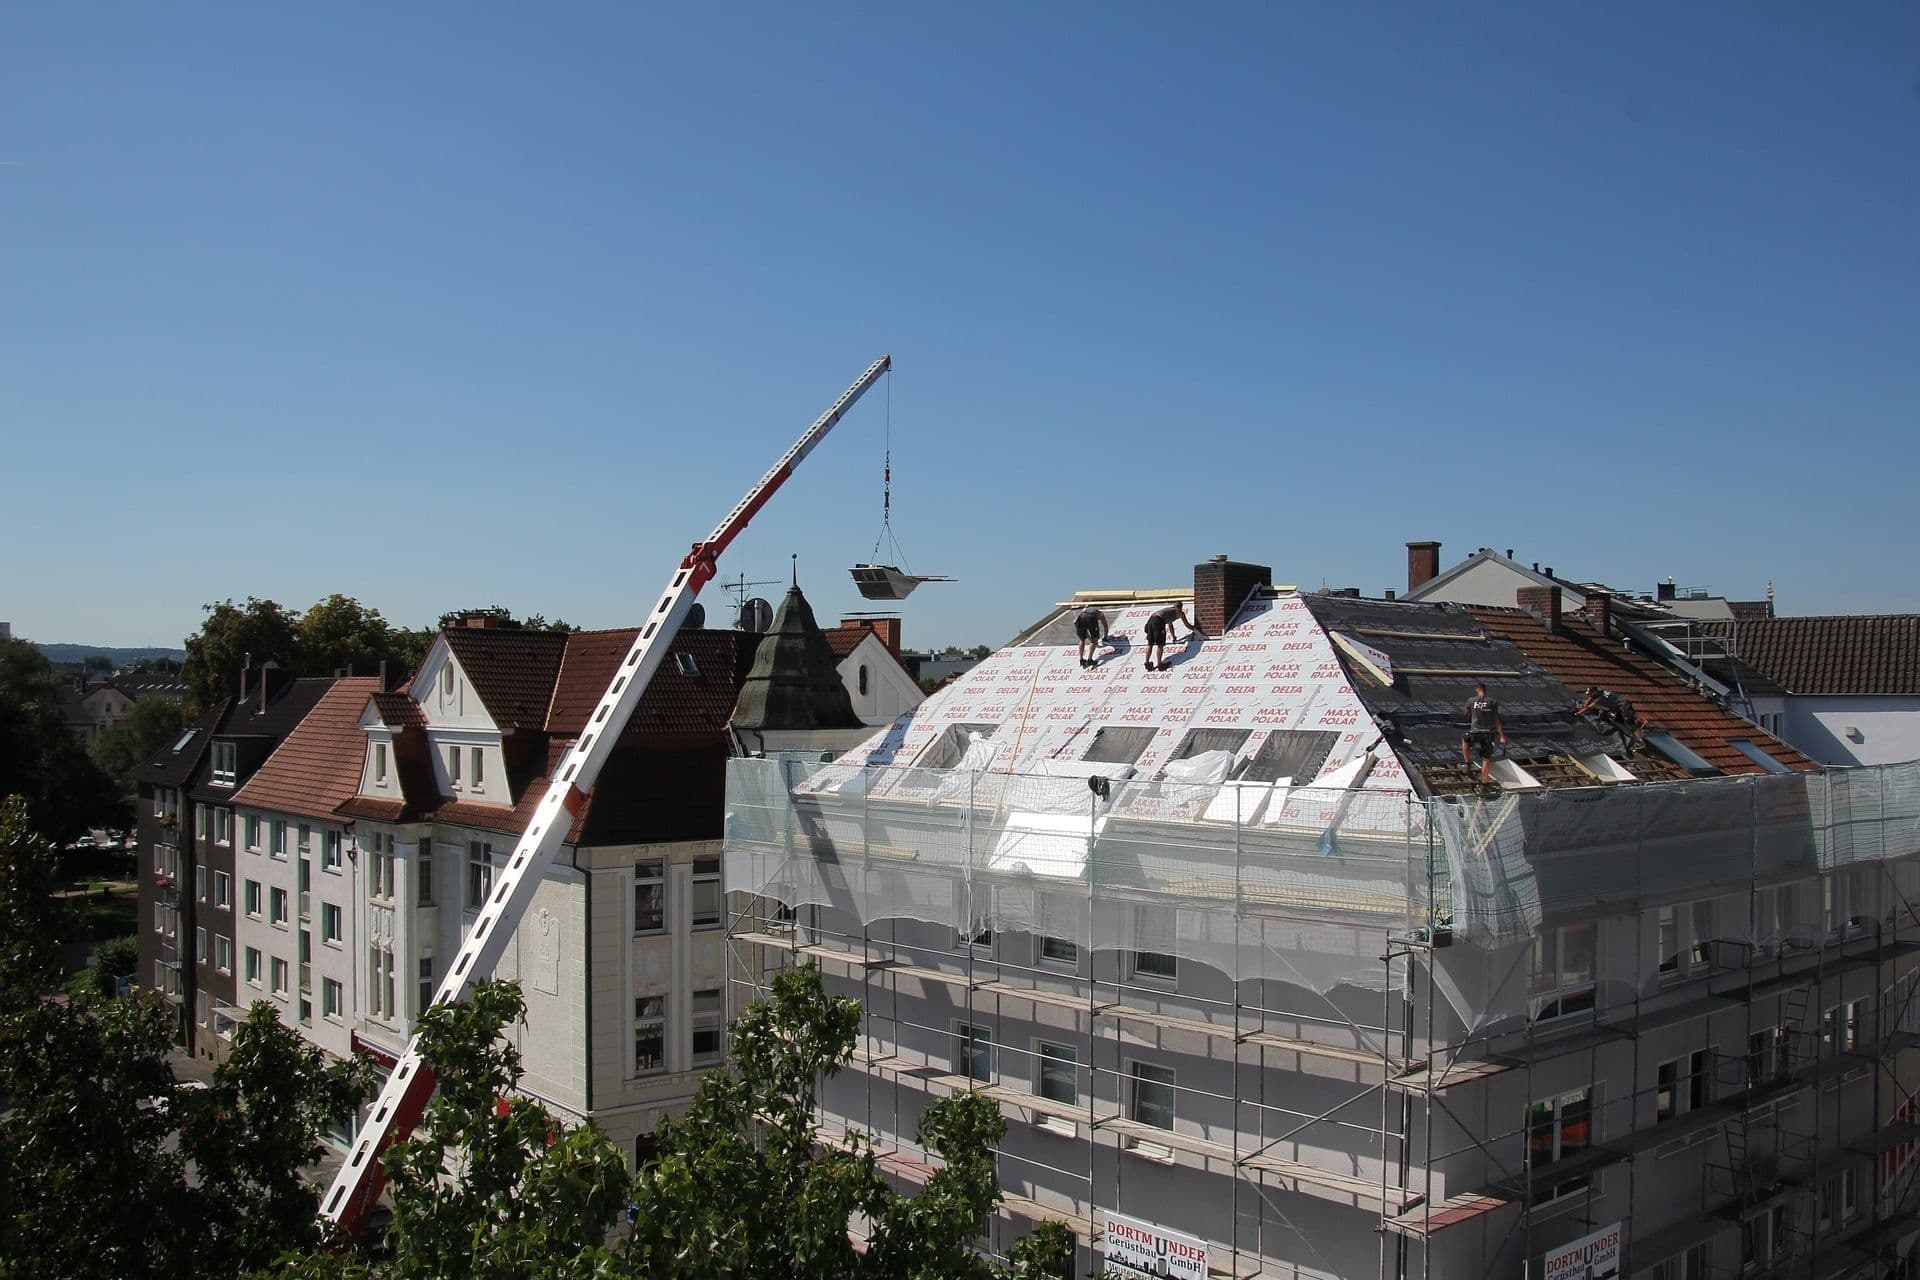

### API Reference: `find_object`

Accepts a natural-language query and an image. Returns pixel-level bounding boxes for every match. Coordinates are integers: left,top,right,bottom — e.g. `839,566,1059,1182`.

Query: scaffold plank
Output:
1382,1192,1510,1238
1102,1003,1240,1042
1386,1056,1514,1091
976,980,1109,1015
1241,1029,1392,1070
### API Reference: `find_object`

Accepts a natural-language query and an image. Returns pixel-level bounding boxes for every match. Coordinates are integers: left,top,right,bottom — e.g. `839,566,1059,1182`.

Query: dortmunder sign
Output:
1100,1210,1208,1280
1541,1221,1623,1280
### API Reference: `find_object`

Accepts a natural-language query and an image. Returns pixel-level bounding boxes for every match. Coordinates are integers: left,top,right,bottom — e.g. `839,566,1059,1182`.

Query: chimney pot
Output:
1193,557,1272,635
1656,580,1677,602
1384,589,1396,601
1405,540,1442,594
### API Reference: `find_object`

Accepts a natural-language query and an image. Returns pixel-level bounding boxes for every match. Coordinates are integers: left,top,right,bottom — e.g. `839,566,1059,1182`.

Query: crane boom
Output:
320,355,892,1236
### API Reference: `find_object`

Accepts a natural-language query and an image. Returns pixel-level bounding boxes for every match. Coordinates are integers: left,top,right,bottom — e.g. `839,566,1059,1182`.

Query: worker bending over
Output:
1075,607,1110,668
1461,682,1508,785
1575,686,1646,752
1142,602,1196,672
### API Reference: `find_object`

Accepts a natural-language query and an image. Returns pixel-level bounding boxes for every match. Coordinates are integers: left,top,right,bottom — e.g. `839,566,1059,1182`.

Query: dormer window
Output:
674,651,700,679
441,664,454,696
211,741,237,787
449,745,461,787
374,743,388,785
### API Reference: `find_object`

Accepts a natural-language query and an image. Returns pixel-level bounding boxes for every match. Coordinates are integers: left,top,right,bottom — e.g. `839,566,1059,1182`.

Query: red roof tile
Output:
545,628,750,740
822,622,918,684
1466,607,1814,776
1724,615,1920,696
231,678,383,820
442,628,569,731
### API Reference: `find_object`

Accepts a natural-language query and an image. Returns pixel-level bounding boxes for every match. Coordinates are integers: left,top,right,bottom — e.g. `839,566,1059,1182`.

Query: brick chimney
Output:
1586,591,1613,637
844,616,901,658
1194,556,1272,636
1516,585,1563,634
1406,541,1441,594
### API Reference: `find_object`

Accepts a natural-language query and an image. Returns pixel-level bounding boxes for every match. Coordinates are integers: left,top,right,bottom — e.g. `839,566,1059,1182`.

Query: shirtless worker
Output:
1461,682,1508,785
1075,606,1110,668
1142,602,1197,672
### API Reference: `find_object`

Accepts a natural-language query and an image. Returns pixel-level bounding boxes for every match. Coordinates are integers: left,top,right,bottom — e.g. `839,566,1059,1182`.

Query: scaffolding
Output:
723,756,1920,1279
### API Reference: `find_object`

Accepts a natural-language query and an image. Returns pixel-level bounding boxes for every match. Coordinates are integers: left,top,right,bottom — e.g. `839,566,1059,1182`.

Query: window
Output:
270,887,288,926
322,902,342,944
961,923,993,959
245,947,263,985
371,834,396,901
1036,1041,1078,1132
215,871,232,908
691,857,722,930
215,934,233,974
1240,729,1339,783
913,723,998,771
634,996,666,1074
674,650,700,678
1742,1202,1789,1273
153,902,166,934
215,807,232,846
195,927,207,965
374,742,388,784
1081,725,1157,766
270,820,286,858
1526,1087,1594,1203
244,879,262,917
369,945,395,1020
448,744,461,786
1825,998,1870,1055
1647,1244,1710,1280
1131,949,1177,984
1656,902,1713,980
1730,739,1791,774
197,990,209,1025
1656,1051,1709,1122
297,823,311,856
1529,923,1597,1021
441,663,454,696
417,838,434,906
691,989,724,1065
857,664,869,696
955,1023,992,1082
1817,1165,1866,1236
466,840,492,910
1690,901,1714,969
1748,1026,1788,1090
633,859,665,934
419,954,435,1013
194,804,209,840
298,997,311,1025
191,865,205,902
298,857,311,916
1040,936,1079,968
1127,1061,1177,1155
1644,731,1719,776
1657,905,1681,978
271,957,288,996
1167,728,1251,765
470,748,483,790
212,741,237,786
322,829,342,871
245,815,261,852
323,978,343,1018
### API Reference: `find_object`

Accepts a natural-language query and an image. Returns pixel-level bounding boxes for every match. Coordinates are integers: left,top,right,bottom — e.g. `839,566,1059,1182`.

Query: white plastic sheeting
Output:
725,757,1920,1029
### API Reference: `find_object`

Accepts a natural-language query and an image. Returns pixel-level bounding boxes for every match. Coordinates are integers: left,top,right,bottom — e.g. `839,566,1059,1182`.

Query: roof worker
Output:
1142,602,1197,673
1575,686,1646,753
1075,606,1111,668
1460,682,1508,785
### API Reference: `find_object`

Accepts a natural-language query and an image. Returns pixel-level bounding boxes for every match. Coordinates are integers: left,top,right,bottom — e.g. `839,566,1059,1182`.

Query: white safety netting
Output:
725,757,1920,1028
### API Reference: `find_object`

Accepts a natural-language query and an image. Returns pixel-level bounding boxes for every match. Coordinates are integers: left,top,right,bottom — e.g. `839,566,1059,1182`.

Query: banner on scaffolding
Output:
1100,1210,1208,1280
1541,1220,1622,1279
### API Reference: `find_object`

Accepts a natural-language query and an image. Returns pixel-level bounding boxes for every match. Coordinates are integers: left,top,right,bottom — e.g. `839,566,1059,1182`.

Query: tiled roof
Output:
130,703,225,788
442,628,569,731
370,691,425,728
1465,606,1813,776
1721,615,1920,697
824,621,918,682
233,678,383,820
189,676,335,802
545,628,751,740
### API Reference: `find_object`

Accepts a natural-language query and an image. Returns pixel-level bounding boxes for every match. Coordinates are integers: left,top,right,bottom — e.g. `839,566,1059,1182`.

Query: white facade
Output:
836,632,924,727
229,808,360,1059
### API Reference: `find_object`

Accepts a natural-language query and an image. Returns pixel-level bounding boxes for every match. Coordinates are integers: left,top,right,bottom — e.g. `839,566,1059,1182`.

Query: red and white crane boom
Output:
321,354,892,1236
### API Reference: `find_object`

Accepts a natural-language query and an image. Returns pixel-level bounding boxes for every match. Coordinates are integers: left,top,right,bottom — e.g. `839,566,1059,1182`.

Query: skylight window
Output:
170,728,199,753
1729,739,1791,774
674,652,701,678
1643,731,1720,777
1240,730,1337,784
1169,728,1251,762
1081,726,1156,766
913,723,999,771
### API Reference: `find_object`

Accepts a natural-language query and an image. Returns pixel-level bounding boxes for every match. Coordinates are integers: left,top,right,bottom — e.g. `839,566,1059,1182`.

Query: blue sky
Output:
4,4,1917,650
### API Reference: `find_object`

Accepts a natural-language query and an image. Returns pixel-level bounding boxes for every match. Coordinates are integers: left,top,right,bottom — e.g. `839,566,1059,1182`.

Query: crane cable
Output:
870,372,911,569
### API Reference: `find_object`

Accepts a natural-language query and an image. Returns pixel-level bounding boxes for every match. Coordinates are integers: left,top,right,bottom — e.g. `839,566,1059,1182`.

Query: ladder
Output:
320,356,892,1237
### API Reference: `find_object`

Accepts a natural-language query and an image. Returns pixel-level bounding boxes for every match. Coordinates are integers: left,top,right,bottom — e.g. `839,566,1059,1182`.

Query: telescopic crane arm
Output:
320,355,892,1237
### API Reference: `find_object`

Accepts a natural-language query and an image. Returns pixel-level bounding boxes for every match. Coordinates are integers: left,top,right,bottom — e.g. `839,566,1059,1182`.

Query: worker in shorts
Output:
1142,602,1196,672
1460,682,1507,784
1075,606,1110,668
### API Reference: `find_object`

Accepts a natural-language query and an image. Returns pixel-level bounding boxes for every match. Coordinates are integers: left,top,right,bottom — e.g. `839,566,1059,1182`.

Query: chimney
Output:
1194,556,1273,636
1587,591,1613,637
858,617,902,658
239,652,251,704
1406,541,1441,594
1656,580,1677,602
1516,585,1563,634
1384,589,1396,601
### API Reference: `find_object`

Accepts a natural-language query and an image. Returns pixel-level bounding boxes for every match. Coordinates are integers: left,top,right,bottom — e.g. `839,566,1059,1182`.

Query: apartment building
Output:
726,556,1920,1280
133,703,220,1041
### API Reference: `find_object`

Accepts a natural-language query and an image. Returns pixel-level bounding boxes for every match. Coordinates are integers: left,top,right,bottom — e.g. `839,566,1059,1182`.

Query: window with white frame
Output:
270,887,288,926
416,838,434,906
244,879,262,917
215,871,232,909
212,741,237,786
215,934,233,974
1036,1041,1079,1133
297,823,311,857
691,988,724,1065
955,1022,992,1083
1817,1165,1867,1236
633,859,665,934
197,990,209,1025
271,957,288,996
960,922,993,959
270,820,286,858
245,947,262,985
371,833,396,902
1748,1025,1788,1090
1131,949,1177,984
1742,1201,1789,1272
441,663,454,696
1647,1243,1710,1280
215,807,232,846
1040,936,1078,968
195,927,207,965
465,840,492,910
374,742,388,784
322,829,342,871
1656,1050,1709,1122
1127,1061,1177,1157
322,978,343,1019
691,857,722,930
244,816,261,853
634,996,666,1074
1529,922,1596,1021
470,747,483,791
1656,903,1711,981
418,953,435,1013
1526,1087,1594,1203
322,902,342,944
1824,997,1870,1055
448,744,461,787
194,804,209,840
369,944,396,1020
193,865,207,902
154,902,166,934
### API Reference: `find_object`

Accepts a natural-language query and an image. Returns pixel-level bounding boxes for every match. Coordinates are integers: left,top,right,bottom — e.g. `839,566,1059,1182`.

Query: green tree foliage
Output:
0,638,127,843
182,596,300,709
296,594,409,680
91,932,141,996
90,693,189,781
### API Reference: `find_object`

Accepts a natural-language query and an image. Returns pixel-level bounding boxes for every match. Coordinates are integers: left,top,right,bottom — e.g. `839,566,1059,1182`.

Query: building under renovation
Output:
724,556,1920,1280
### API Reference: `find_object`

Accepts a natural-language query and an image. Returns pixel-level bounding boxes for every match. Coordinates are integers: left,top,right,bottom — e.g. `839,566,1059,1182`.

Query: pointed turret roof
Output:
732,584,864,731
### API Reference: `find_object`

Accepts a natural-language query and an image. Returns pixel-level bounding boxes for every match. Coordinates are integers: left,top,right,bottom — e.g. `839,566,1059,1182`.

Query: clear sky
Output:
5,4,1917,650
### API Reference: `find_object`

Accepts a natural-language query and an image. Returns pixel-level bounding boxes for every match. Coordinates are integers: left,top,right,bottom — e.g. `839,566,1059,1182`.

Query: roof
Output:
1718,615,1920,697
441,627,569,731
188,676,336,800
110,669,190,699
130,703,225,789
370,691,426,728
546,628,752,739
232,678,383,820
1465,606,1812,776
733,588,864,732
824,621,919,682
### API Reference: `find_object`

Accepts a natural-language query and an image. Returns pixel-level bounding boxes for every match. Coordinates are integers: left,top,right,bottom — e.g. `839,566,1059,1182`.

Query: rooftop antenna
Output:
848,365,953,600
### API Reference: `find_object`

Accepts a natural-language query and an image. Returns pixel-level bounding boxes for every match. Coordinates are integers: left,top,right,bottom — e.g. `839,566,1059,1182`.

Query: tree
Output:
90,694,189,782
83,653,112,674
295,594,408,680
0,637,127,844
182,597,299,710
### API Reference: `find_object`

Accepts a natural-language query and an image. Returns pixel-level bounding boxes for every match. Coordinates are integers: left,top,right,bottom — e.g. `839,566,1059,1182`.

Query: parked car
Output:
72,834,97,851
